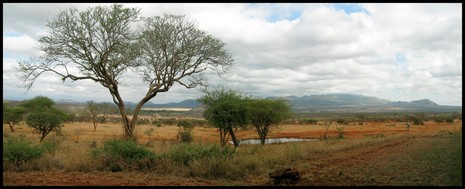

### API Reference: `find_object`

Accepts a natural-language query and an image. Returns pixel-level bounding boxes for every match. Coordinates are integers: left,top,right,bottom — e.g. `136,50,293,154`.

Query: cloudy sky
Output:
3,3,462,106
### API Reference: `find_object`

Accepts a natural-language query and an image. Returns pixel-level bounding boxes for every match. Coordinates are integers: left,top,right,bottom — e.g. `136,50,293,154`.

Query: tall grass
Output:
3,132,414,179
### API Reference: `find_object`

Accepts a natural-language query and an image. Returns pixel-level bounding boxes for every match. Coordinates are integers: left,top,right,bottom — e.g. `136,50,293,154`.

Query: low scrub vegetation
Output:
90,139,159,171
3,135,57,165
3,132,416,179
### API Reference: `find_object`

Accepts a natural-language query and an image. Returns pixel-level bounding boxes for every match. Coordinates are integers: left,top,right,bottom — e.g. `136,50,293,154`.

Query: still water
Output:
229,138,318,145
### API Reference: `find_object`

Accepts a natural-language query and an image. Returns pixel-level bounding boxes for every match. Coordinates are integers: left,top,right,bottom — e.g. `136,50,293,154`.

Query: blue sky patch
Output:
395,53,407,63
3,31,24,37
247,3,302,22
332,3,368,15
266,10,302,22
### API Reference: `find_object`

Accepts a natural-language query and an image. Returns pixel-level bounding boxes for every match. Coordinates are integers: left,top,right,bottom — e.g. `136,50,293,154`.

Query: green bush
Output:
152,120,162,127
336,127,345,139
177,119,194,129
168,143,235,166
3,136,57,164
445,117,454,124
412,117,424,125
136,118,151,125
178,129,193,143
301,119,318,125
90,139,158,171
336,118,348,125
159,118,177,126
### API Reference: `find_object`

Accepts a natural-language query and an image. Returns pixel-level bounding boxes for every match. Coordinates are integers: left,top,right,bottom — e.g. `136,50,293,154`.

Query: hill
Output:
146,93,460,113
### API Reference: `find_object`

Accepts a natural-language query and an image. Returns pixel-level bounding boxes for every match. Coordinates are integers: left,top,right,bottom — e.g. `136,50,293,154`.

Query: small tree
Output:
198,86,249,148
323,121,333,140
144,128,155,140
3,103,26,132
21,96,67,142
87,101,110,131
247,98,292,145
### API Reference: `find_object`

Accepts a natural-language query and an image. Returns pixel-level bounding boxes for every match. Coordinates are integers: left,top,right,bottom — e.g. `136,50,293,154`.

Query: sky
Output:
3,3,462,106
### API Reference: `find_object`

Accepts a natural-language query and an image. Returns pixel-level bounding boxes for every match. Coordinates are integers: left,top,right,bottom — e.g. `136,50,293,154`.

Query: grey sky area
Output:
3,3,462,106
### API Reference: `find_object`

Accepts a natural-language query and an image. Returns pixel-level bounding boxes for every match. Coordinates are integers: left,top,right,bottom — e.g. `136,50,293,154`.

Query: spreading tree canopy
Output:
17,4,233,139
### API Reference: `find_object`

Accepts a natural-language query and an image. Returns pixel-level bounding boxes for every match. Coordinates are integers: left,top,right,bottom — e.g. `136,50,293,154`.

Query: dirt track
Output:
294,134,461,186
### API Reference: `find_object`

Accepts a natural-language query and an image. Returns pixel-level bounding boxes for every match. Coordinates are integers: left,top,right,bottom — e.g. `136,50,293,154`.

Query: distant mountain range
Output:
142,93,460,113
31,93,457,113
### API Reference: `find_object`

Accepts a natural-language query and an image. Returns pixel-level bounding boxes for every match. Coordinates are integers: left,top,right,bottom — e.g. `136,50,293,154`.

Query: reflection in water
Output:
229,138,318,145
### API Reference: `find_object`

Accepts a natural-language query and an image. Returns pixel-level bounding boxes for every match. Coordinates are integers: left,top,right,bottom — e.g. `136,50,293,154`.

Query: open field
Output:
3,119,462,186
3,118,461,144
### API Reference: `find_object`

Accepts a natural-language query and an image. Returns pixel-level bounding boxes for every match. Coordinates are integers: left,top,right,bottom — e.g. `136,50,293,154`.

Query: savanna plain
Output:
3,113,462,186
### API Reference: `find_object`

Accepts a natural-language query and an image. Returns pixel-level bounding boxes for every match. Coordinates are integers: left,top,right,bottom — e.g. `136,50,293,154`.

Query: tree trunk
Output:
228,127,239,148
40,131,49,142
8,122,15,133
93,121,97,132
219,128,226,147
256,124,270,145
257,127,266,145
323,121,332,140
259,130,268,145
127,97,152,140
110,86,133,139
219,128,231,147
115,102,132,139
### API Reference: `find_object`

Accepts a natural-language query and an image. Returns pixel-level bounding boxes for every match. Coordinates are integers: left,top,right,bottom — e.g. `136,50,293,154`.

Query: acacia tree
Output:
21,96,67,142
17,4,233,139
198,87,249,148
3,103,26,132
247,98,292,145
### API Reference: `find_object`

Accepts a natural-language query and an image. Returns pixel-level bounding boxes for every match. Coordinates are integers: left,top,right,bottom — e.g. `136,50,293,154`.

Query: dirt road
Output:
294,133,462,186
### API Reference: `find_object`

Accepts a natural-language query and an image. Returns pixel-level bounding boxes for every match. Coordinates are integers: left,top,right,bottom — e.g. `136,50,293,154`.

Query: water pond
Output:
229,138,319,145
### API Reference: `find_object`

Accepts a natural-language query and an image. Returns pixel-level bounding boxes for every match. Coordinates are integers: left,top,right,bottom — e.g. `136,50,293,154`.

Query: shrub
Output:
445,117,454,124
90,139,158,171
177,119,194,129
336,118,348,125
152,120,162,127
3,136,57,164
168,143,235,166
336,127,345,139
412,117,424,125
178,129,193,143
136,118,151,125
160,118,177,126
302,119,318,125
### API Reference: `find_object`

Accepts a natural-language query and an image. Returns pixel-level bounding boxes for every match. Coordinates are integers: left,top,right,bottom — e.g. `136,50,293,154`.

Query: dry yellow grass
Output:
3,119,462,185
3,119,462,146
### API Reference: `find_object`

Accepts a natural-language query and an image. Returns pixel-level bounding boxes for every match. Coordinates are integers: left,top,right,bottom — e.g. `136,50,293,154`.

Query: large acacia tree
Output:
17,4,233,139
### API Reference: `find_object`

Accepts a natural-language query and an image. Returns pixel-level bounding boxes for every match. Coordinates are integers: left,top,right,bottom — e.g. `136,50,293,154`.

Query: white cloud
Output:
3,35,40,56
2,3,462,106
